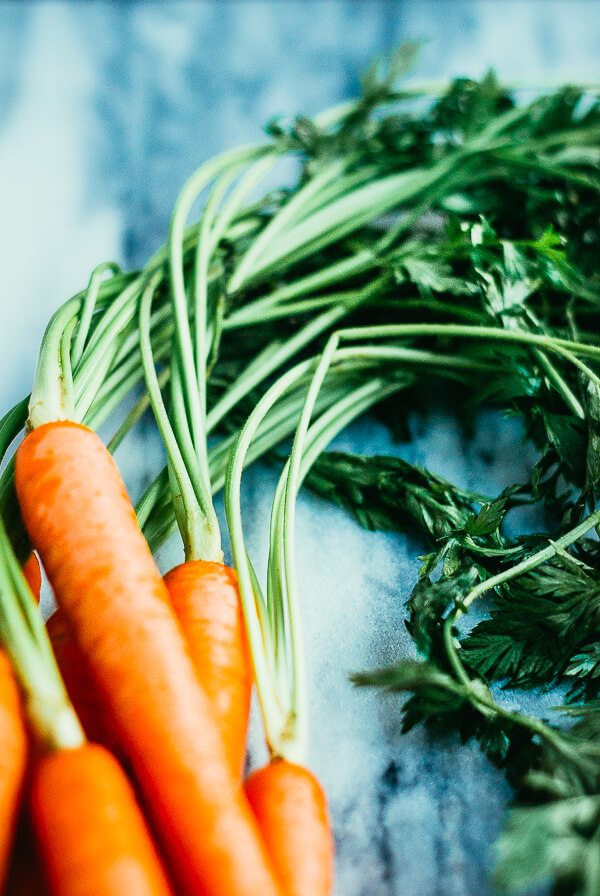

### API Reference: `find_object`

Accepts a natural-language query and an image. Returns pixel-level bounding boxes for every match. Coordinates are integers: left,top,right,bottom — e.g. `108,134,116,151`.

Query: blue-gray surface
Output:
1,2,598,893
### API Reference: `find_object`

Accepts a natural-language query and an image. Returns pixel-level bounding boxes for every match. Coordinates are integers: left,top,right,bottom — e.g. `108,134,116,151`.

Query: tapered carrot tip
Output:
245,760,334,896
30,743,174,896
163,560,252,777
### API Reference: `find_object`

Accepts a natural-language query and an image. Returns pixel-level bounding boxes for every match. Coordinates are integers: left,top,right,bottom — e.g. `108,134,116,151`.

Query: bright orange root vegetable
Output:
0,652,28,890
15,421,282,896
245,759,334,896
23,554,121,756
29,560,249,771
30,743,174,896
45,611,122,759
163,560,251,777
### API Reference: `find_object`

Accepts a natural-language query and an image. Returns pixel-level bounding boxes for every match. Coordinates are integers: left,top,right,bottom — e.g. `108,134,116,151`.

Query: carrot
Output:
245,759,334,896
30,742,174,896
15,420,283,896
0,650,28,890
22,553,120,754
22,553,42,599
28,555,247,767
46,611,123,758
163,560,251,777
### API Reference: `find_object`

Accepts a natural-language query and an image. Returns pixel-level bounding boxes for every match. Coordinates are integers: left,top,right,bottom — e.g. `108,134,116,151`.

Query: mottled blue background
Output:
1,2,598,893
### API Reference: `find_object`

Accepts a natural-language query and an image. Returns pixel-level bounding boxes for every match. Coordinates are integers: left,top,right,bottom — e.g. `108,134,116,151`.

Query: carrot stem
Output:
0,514,84,752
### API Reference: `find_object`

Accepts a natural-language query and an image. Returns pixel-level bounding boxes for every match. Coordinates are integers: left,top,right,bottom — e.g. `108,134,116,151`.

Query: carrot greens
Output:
2,42,600,893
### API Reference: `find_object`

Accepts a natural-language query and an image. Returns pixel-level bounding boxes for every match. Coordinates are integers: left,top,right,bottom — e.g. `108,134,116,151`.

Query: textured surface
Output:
2,3,599,894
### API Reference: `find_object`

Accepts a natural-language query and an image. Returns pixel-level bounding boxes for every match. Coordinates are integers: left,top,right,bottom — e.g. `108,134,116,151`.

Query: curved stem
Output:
168,144,270,455
71,261,122,368
0,513,85,751
229,157,349,292
139,273,220,562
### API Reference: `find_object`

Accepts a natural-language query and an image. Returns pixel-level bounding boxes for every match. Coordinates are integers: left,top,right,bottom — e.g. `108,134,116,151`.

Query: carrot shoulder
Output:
0,651,28,890
31,743,173,896
245,759,334,896
15,421,282,896
163,560,251,777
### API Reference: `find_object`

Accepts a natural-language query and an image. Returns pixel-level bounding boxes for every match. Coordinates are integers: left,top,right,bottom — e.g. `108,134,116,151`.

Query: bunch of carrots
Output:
6,47,591,893
0,131,350,893
1,49,470,891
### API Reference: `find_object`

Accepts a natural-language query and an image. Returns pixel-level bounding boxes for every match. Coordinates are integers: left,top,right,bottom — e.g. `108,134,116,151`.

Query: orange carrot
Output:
245,759,334,896
22,553,42,600
30,743,174,896
29,558,247,768
163,560,251,777
163,564,335,896
46,611,123,758
15,421,282,896
23,554,120,754
0,651,28,890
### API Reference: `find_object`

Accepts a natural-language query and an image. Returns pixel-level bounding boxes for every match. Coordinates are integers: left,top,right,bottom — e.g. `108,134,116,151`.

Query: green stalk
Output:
71,261,122,367
168,144,272,456
224,248,377,329
28,298,80,428
224,331,492,760
139,274,220,562
0,512,84,751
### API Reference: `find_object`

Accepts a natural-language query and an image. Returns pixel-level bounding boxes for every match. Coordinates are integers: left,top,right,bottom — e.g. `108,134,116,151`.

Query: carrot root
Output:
245,759,334,896
31,743,174,896
163,560,251,777
16,421,282,896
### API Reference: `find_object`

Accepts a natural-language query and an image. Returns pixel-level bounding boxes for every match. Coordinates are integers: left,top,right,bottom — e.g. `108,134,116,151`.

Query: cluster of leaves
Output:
267,42,600,273
299,211,600,895
211,57,600,895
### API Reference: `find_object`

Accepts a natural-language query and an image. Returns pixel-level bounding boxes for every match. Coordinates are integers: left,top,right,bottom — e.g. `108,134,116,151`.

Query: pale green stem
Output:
168,144,270,457
249,164,449,281
0,515,85,751
207,152,280,257
335,323,600,369
226,360,317,756
206,297,366,432
139,274,220,562
71,261,122,367
107,367,170,454
224,248,376,328
194,166,245,395
533,348,585,418
28,298,80,428
193,152,279,486
229,157,349,292
226,332,480,759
